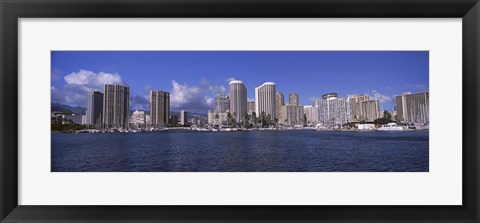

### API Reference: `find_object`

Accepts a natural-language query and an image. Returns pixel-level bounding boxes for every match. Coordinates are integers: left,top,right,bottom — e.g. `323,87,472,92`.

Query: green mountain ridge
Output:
51,103,208,119
51,103,86,115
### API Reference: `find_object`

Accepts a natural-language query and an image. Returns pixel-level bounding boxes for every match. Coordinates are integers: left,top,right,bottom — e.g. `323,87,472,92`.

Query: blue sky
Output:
51,51,429,114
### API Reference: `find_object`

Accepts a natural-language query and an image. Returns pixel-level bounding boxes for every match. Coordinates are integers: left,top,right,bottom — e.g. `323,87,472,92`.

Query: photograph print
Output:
51,51,429,172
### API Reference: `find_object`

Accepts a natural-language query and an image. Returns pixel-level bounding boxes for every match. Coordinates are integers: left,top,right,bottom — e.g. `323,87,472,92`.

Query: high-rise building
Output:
81,115,87,125
214,94,230,113
348,95,370,122
304,105,319,125
289,92,299,105
361,100,381,122
229,80,247,123
86,91,103,125
395,92,429,124
103,84,130,129
278,104,304,126
277,92,304,126
255,82,276,120
314,93,350,126
180,110,189,126
276,92,285,119
247,100,255,115
150,90,170,128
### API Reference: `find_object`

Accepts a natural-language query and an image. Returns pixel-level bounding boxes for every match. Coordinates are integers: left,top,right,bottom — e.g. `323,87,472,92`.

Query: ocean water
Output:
51,130,429,172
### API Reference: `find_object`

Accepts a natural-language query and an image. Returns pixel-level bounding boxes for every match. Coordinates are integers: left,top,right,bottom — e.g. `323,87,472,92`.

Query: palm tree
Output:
266,114,272,127
231,112,237,127
260,111,266,127
243,113,250,128
226,112,232,126
251,112,257,127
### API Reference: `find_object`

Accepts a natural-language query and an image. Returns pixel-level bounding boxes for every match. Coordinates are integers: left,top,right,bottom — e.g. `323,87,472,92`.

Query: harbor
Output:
52,129,429,172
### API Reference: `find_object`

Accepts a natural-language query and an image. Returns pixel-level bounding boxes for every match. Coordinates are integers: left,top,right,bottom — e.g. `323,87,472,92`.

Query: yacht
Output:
377,123,404,131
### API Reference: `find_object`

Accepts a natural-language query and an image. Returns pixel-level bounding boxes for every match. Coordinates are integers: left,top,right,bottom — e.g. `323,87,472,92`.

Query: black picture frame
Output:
1,0,479,222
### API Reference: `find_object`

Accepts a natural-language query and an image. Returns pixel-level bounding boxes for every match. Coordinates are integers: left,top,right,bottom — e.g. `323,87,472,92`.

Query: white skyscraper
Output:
314,93,350,126
180,110,188,126
255,82,276,120
229,80,248,123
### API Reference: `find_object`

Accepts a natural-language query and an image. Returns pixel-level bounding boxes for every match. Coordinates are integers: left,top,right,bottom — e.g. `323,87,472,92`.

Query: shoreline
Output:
52,128,429,134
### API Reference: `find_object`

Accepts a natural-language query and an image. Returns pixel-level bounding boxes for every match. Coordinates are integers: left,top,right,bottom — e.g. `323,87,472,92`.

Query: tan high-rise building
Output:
103,84,130,129
395,92,429,124
255,82,276,120
289,92,299,105
229,80,248,123
150,90,170,128
278,104,304,126
349,95,370,122
276,92,285,120
247,100,255,115
360,99,381,122
277,92,304,126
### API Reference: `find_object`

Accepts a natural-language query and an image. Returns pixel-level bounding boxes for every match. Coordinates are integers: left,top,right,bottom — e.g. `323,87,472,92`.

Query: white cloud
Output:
64,69,123,88
170,79,227,112
65,96,73,103
130,95,150,111
204,96,214,106
366,90,392,103
53,70,228,113
52,69,126,107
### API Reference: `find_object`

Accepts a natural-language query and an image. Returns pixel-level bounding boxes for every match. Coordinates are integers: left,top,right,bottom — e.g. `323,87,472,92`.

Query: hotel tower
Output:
86,91,103,125
255,82,276,120
103,84,130,129
395,92,429,124
150,90,170,128
229,80,248,123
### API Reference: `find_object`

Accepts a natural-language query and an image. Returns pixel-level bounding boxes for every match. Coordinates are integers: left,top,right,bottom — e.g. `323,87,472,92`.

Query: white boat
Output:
377,123,404,131
293,125,304,129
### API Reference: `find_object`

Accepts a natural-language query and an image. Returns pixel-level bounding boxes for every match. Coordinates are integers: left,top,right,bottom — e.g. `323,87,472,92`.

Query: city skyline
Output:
51,51,429,114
